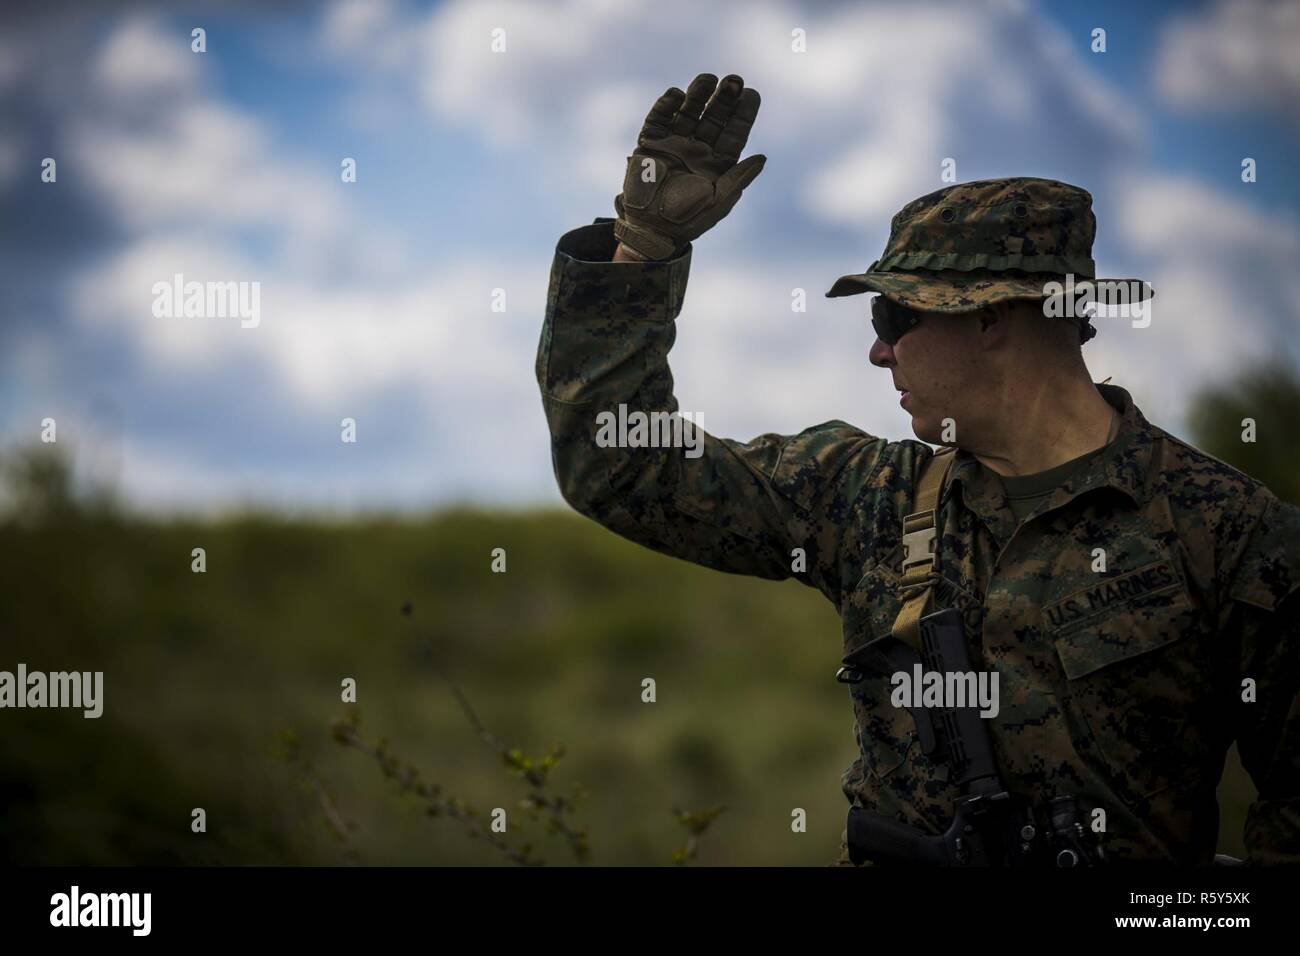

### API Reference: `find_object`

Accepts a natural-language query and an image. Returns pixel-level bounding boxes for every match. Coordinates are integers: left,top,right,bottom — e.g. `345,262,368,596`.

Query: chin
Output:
909,416,941,444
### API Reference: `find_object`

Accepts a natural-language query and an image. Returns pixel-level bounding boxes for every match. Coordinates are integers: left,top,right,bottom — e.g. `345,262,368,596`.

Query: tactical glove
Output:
614,73,766,260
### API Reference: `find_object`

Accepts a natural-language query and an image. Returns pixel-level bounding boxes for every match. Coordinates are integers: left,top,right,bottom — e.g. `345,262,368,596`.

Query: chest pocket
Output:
841,555,917,782
1050,565,1208,801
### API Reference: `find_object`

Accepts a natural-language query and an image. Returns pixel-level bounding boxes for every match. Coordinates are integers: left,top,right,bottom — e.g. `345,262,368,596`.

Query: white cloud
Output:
34,14,562,508
1155,0,1300,125
116,438,254,516
72,230,544,410
7,2,1297,513
321,0,1143,237
1101,173,1300,425
72,233,260,365
321,0,420,71
95,17,200,96
71,96,343,249
790,4,1143,228
1117,174,1300,261
416,0,641,147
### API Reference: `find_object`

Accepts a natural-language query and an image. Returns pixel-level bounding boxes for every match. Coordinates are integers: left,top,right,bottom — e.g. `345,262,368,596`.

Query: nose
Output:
869,337,895,368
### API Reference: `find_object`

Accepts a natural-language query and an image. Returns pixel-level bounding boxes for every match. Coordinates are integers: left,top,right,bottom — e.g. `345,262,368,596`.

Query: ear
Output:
975,302,1014,347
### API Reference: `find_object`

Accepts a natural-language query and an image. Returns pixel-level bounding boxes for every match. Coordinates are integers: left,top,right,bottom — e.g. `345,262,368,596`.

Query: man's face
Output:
868,300,988,444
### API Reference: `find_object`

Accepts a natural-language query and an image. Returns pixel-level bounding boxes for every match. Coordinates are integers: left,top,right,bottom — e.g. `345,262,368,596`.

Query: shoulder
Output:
1226,494,1300,612
1145,426,1299,610
1145,427,1271,509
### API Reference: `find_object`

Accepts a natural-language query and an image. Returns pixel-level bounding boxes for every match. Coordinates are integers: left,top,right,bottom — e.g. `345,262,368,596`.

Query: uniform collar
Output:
941,382,1155,544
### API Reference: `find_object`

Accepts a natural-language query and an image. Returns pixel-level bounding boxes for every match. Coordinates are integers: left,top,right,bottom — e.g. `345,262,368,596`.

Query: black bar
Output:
1,865,1292,941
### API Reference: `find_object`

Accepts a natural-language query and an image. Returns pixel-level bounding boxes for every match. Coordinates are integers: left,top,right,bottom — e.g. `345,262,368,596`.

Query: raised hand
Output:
614,73,766,260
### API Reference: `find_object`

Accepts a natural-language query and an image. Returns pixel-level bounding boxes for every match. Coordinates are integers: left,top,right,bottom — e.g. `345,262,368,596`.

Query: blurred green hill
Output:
2,364,1295,865
0,474,849,865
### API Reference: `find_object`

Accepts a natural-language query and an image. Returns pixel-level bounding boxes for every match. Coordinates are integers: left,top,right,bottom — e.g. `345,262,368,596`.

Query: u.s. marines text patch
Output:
1044,559,1181,630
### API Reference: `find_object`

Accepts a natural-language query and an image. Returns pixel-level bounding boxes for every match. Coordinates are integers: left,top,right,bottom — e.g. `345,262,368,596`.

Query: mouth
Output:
896,385,910,406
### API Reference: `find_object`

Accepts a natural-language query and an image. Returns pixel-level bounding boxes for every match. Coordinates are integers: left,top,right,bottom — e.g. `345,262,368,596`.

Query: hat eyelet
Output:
940,207,955,223
1013,203,1028,218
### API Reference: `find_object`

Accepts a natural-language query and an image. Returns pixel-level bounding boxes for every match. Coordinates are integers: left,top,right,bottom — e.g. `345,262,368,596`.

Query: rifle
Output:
840,607,1102,866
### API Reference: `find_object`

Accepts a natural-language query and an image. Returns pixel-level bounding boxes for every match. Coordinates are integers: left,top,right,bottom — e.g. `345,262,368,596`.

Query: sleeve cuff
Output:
553,219,693,321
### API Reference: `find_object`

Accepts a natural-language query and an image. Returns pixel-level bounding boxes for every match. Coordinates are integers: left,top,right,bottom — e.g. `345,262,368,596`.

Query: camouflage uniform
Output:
535,180,1300,865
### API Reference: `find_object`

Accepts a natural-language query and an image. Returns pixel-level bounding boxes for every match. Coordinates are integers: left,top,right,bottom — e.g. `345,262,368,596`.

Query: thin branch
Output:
332,714,537,867
402,604,591,862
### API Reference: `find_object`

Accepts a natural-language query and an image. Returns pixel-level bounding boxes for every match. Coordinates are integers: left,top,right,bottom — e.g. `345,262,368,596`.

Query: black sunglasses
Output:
871,295,923,346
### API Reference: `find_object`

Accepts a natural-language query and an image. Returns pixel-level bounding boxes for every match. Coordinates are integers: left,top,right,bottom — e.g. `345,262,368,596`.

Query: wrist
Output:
613,242,651,263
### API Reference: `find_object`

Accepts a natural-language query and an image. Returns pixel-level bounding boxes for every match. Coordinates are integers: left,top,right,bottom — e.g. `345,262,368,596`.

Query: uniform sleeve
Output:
1223,495,1300,864
535,218,891,608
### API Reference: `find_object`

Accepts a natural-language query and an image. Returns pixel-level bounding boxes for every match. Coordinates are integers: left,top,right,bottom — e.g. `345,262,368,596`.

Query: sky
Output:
2,0,1299,514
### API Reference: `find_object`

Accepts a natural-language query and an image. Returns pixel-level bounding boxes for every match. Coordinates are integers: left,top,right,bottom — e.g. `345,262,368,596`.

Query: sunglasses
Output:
870,295,923,346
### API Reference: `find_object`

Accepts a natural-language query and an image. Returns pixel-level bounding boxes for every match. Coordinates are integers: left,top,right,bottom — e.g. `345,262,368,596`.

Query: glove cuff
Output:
614,218,678,261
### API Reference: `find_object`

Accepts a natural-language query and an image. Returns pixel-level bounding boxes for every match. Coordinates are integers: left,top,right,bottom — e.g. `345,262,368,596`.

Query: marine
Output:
535,72,1300,864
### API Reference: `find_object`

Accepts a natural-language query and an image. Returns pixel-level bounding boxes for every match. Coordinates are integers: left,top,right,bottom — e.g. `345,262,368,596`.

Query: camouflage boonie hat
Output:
824,177,1153,314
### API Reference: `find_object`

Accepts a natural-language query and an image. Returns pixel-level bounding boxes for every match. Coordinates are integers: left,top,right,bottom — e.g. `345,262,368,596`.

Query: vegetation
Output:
2,364,1295,864
0,455,837,865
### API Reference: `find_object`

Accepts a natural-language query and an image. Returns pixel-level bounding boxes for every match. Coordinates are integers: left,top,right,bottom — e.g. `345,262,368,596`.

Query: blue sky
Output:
2,0,1298,513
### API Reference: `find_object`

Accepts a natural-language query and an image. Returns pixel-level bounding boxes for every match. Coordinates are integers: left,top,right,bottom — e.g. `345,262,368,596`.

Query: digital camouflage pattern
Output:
825,177,1153,314
536,218,1300,865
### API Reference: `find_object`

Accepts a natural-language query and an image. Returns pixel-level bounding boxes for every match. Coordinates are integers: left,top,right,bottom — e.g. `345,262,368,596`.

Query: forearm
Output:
538,221,816,583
